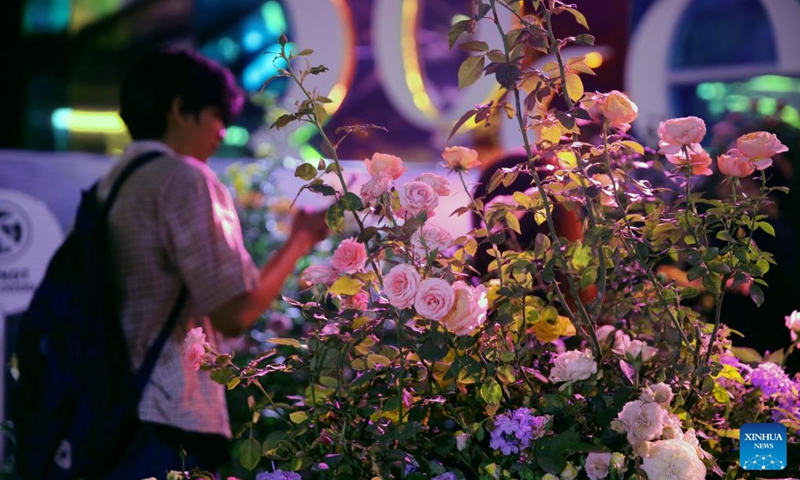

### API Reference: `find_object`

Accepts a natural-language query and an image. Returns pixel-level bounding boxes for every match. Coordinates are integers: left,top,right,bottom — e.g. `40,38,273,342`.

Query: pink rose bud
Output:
400,181,439,217
383,264,421,309
414,278,455,320
442,146,480,170
657,116,707,155
365,152,406,180
331,238,368,274
717,149,755,177
735,131,788,170
301,264,339,285
786,310,800,342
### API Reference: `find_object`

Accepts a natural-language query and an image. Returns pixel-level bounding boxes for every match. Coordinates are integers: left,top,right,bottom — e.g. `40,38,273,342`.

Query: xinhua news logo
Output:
740,423,787,471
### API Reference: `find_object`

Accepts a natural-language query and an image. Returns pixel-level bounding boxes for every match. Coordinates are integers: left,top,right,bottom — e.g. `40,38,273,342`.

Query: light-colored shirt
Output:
98,141,259,436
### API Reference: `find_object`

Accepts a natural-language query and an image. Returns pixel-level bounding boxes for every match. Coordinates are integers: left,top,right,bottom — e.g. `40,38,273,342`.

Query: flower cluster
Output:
489,408,550,455
255,470,301,480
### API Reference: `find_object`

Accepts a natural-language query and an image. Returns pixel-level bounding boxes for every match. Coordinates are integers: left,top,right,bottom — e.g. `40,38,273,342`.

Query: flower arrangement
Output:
188,1,798,479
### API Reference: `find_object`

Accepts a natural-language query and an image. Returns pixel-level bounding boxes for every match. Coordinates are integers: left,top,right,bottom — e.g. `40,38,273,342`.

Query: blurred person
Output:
99,47,328,478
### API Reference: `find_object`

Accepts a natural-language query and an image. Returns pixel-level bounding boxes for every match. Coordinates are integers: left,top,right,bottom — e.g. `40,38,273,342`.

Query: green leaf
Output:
580,266,598,290
574,33,595,45
570,243,592,271
479,378,503,405
289,411,308,424
730,346,762,363
239,438,262,470
621,140,644,155
458,56,485,90
294,163,317,181
505,211,521,234
295,48,314,57
749,283,765,307
758,221,776,236
341,192,364,211
329,276,362,296
272,113,296,130
270,337,304,348
565,8,589,29
325,202,345,233
459,40,489,52
448,19,470,49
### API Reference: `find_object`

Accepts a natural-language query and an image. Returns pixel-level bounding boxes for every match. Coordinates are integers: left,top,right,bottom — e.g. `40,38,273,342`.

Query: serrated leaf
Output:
290,411,308,424
239,438,262,470
574,34,595,45
758,221,776,236
513,191,533,209
341,192,364,211
622,140,644,155
565,8,589,29
367,354,393,368
272,113,296,130
448,19,470,49
459,40,489,52
295,163,317,181
270,337,304,348
325,202,345,232
329,276,362,296
480,378,503,405
564,73,584,103
458,56,485,90
505,211,521,234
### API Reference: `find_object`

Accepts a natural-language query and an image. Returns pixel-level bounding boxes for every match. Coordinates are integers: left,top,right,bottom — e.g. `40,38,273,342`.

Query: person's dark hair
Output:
119,47,244,140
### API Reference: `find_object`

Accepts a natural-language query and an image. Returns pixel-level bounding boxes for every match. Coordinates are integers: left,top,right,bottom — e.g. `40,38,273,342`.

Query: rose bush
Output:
186,2,798,479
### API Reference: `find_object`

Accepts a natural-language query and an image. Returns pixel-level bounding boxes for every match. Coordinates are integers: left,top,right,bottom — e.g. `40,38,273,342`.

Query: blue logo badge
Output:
740,423,787,471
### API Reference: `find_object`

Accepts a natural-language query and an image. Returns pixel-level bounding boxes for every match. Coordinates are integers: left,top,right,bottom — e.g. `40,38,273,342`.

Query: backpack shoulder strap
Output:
100,149,189,392
101,150,165,217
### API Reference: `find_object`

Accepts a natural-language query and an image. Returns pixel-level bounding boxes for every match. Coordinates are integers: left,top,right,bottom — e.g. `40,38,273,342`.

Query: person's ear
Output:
166,97,186,126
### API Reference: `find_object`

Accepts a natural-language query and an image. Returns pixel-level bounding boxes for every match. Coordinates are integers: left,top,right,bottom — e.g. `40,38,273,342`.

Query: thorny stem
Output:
283,55,384,286
488,0,600,359
543,9,574,110
600,124,692,350
457,169,505,285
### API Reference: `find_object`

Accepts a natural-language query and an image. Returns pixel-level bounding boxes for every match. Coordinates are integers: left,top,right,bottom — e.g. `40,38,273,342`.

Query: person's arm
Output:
209,209,328,337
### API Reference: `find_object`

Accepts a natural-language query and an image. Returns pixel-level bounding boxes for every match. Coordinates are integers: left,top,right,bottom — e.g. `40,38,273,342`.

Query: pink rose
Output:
601,90,638,132
735,131,788,170
383,264,421,309
345,290,370,311
717,149,755,177
365,152,406,180
591,174,618,207
584,453,611,480
666,149,713,176
616,399,667,445
440,281,488,335
415,173,451,196
411,224,454,256
360,172,392,204
331,238,368,273
442,146,480,170
302,265,339,284
582,92,606,123
548,350,597,383
183,327,209,372
657,117,707,155
414,278,455,320
400,181,439,217
786,310,800,342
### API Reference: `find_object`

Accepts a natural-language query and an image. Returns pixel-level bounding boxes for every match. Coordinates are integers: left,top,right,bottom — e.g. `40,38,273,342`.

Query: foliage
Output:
195,2,798,479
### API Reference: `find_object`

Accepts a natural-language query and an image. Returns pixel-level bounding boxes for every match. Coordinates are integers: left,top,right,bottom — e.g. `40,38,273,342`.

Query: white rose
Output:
641,383,674,405
439,281,488,336
548,350,597,383
584,453,611,480
786,310,800,342
616,400,667,446
640,438,706,480
559,462,579,480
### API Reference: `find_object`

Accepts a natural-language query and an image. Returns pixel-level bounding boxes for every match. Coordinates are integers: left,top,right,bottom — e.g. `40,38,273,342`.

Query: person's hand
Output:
290,208,329,251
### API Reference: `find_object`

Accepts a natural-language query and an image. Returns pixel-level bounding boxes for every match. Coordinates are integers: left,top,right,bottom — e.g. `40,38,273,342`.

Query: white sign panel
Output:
0,189,64,315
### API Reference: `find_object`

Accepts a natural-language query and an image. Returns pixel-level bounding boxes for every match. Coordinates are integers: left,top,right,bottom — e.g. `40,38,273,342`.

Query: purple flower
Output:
256,470,302,480
432,473,458,480
489,408,549,455
748,362,792,396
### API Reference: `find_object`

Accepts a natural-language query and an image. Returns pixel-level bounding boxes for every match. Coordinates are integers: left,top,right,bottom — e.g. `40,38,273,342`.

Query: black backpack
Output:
11,151,188,479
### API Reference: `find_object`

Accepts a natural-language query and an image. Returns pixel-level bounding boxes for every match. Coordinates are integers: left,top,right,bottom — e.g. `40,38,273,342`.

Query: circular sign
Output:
0,190,64,314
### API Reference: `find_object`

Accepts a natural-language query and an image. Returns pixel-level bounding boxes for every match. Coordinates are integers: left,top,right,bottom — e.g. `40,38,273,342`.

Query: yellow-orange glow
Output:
584,51,604,69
